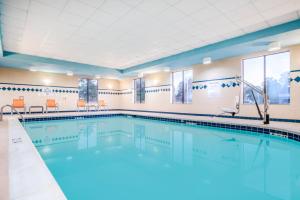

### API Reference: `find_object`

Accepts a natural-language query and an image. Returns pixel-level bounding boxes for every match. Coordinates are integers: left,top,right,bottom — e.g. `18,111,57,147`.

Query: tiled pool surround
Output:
21,112,300,143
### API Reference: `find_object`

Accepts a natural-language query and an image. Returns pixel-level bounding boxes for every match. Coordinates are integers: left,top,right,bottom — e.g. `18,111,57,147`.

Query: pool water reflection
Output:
24,116,300,200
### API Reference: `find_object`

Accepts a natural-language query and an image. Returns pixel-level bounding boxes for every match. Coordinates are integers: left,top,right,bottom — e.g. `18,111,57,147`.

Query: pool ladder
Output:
0,105,24,122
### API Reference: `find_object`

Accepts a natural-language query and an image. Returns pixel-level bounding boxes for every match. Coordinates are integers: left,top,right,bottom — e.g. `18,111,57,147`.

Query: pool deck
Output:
0,110,300,200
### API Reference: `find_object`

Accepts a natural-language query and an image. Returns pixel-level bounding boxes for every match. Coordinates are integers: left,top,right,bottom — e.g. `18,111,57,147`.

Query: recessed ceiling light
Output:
268,41,281,51
66,71,73,76
95,75,101,79
29,68,37,72
163,68,170,72
203,57,212,65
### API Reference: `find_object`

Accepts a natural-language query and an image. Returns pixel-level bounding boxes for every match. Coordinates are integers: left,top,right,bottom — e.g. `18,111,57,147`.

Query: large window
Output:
79,79,98,103
172,70,193,104
243,52,290,104
134,78,145,104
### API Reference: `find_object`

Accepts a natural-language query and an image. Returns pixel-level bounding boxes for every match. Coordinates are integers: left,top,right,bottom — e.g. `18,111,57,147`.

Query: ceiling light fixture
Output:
202,57,212,65
29,68,37,72
268,41,281,51
66,71,74,76
95,75,101,79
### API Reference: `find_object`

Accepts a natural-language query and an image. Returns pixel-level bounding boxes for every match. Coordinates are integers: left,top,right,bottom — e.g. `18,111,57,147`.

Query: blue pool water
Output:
24,116,300,200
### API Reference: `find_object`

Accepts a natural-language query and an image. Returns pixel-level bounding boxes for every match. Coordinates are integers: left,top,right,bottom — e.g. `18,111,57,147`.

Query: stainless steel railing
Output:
0,105,24,122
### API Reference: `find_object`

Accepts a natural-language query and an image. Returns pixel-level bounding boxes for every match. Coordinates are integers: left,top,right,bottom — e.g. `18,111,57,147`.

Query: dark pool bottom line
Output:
21,113,300,143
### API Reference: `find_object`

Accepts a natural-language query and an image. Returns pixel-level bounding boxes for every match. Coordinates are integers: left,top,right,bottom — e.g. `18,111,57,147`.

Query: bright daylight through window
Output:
134,78,145,104
172,70,193,104
78,79,98,103
243,52,290,104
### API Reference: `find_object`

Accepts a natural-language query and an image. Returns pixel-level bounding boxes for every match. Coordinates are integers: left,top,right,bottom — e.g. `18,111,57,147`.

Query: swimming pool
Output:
24,115,300,200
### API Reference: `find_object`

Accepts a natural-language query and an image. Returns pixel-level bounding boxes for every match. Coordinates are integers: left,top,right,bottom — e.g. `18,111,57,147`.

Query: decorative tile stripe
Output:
220,81,240,88
21,113,300,143
290,76,300,83
0,83,131,96
192,84,207,90
145,85,170,93
0,85,78,94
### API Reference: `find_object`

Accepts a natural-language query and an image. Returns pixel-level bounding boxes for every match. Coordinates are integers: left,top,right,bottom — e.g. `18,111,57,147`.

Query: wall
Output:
1,44,300,120
120,44,300,120
0,68,121,112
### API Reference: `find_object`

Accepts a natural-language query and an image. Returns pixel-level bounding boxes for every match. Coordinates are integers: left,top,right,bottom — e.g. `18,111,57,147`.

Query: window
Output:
134,78,145,103
172,70,193,104
78,79,98,103
243,52,290,104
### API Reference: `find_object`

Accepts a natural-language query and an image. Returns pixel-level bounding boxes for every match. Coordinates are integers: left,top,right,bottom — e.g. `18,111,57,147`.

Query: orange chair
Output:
12,98,26,114
98,100,108,111
46,99,59,113
77,99,86,111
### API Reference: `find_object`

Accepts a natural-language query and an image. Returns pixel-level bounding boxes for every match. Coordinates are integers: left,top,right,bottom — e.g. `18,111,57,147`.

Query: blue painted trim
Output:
2,51,122,76
122,19,300,74
21,113,300,142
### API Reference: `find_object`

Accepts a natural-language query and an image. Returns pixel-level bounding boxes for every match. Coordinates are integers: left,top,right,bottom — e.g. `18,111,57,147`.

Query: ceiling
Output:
0,0,300,77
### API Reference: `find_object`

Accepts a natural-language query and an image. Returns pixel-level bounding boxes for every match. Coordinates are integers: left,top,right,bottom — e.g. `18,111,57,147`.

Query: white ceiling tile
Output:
136,0,170,16
0,3,27,20
89,10,119,27
98,0,132,17
29,0,61,19
1,0,299,68
173,0,208,15
210,0,250,13
156,7,186,24
252,0,288,12
0,0,30,10
1,15,26,29
32,0,69,9
242,21,269,33
77,0,105,8
224,3,261,22
189,5,222,23
59,12,86,26
260,3,299,20
120,0,144,7
267,11,299,26
234,14,266,28
64,0,97,17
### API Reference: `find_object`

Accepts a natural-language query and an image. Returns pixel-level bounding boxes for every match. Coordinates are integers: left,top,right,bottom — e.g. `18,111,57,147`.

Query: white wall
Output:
1,44,300,120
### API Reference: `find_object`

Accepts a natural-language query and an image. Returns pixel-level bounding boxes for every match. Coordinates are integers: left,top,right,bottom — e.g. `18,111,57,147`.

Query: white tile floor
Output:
1,110,299,200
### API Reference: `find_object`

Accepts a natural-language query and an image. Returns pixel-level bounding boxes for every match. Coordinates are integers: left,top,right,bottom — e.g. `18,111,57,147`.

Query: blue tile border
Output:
9,108,300,123
117,109,300,123
21,113,300,143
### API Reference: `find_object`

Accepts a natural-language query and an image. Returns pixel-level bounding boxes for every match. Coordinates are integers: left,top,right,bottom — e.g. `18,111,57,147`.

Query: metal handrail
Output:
235,76,270,124
0,105,24,122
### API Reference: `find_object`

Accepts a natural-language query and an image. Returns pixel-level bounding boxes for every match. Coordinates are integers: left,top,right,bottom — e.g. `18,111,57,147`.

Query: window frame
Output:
242,51,290,105
171,69,193,104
